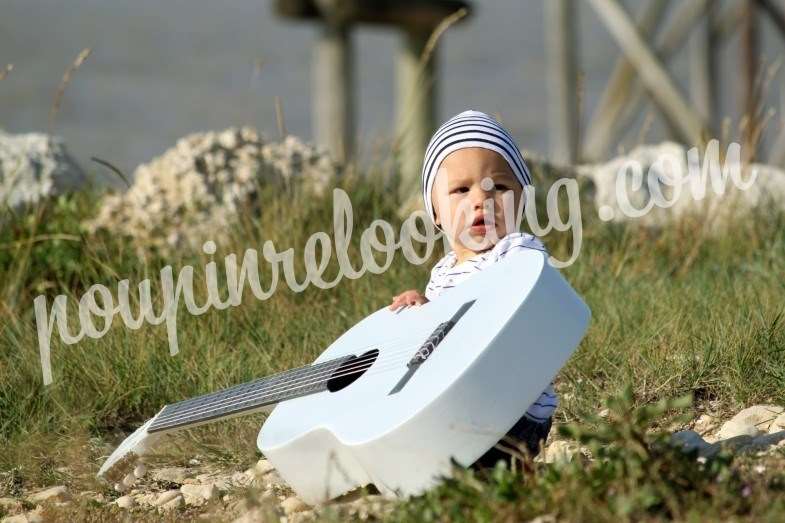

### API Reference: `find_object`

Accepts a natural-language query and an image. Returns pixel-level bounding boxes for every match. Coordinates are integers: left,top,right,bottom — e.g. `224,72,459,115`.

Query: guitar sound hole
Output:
327,349,379,392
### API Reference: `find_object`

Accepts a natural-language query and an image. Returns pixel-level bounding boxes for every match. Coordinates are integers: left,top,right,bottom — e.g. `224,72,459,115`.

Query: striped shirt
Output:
424,232,558,422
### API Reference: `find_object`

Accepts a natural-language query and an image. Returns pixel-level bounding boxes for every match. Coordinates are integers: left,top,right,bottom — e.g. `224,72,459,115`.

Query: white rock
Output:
254,459,275,476
159,494,184,512
715,420,761,440
1,512,43,523
769,412,785,434
716,405,784,440
281,496,309,515
693,414,719,435
154,489,183,506
0,131,87,211
115,495,135,509
122,472,136,488
541,440,579,464
26,486,70,504
133,463,147,478
231,471,252,487
180,483,218,505
0,498,20,509
211,476,232,492
576,142,785,231
85,128,339,254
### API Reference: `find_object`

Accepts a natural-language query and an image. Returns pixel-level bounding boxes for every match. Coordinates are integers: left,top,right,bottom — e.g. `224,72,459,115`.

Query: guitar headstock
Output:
97,416,162,490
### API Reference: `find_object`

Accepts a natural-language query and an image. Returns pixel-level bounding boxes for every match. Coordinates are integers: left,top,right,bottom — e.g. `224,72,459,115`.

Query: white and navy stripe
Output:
423,232,558,423
421,109,532,225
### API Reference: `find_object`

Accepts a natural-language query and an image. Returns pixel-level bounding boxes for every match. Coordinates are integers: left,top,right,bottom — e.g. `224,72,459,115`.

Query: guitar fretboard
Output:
148,356,351,433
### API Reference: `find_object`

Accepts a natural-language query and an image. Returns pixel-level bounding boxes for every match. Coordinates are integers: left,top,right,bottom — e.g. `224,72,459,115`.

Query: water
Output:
1,0,782,180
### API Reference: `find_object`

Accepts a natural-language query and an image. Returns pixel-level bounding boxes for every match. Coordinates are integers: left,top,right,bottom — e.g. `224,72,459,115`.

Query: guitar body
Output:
257,249,590,504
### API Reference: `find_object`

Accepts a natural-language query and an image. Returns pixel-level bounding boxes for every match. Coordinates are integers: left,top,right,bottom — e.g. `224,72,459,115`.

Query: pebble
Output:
280,496,308,515
692,413,719,435
115,495,135,509
769,412,785,434
540,440,580,465
254,459,275,476
716,405,784,440
122,472,137,488
26,485,70,504
180,483,218,506
153,489,182,507
715,419,762,440
231,471,252,487
0,498,20,509
159,494,184,512
1,514,42,523
133,463,147,478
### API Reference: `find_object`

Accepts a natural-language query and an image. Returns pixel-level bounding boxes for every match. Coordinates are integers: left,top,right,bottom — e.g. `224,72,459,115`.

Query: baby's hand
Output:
389,289,429,311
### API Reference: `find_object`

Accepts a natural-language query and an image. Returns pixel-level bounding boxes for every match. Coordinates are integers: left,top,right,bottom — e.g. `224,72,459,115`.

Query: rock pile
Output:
86,128,340,253
539,404,785,466
575,142,785,230
0,130,87,211
2,405,782,522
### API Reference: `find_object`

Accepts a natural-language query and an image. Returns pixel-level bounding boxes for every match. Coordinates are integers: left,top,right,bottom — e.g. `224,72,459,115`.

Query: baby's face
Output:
431,147,523,258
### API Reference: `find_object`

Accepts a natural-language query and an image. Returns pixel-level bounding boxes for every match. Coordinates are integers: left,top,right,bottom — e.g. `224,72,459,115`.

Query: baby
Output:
388,109,555,468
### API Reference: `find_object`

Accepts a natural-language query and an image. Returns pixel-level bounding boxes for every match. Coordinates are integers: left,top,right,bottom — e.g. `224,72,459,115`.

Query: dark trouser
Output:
471,415,553,470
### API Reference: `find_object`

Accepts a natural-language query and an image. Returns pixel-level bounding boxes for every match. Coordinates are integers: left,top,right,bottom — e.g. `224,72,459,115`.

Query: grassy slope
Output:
1,170,784,521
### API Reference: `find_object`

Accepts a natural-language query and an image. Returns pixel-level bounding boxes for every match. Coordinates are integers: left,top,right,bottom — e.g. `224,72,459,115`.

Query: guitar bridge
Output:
388,299,475,395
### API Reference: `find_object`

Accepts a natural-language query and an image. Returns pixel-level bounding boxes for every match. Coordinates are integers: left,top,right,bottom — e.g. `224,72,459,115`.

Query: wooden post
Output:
313,22,355,164
583,0,671,161
690,0,718,134
544,0,578,164
756,0,785,41
396,28,437,208
588,0,708,147
741,0,760,163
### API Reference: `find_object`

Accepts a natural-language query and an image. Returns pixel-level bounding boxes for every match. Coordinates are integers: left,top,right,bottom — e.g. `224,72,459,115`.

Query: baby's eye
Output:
494,184,510,191
450,186,469,194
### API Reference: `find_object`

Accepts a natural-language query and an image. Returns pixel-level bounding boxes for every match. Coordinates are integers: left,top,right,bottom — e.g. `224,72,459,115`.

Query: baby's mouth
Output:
470,215,493,229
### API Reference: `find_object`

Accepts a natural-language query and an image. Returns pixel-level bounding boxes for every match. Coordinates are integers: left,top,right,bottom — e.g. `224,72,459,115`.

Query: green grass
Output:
1,166,784,521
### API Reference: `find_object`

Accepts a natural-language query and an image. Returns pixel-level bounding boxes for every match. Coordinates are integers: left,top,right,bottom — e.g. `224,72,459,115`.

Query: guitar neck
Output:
148,356,351,434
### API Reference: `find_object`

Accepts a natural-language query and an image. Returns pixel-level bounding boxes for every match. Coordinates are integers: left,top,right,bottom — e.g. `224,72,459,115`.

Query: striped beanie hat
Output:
421,109,531,226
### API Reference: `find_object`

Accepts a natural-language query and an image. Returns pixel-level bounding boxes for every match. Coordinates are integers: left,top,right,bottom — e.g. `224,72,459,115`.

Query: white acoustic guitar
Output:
98,248,590,504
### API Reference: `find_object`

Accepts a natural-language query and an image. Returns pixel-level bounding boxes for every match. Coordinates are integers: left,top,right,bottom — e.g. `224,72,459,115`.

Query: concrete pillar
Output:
545,0,578,164
396,28,437,209
313,23,355,163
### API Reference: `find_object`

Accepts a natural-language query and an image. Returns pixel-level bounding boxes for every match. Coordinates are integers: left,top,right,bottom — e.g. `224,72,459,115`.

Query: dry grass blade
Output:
48,48,92,134
395,7,469,143
0,64,13,81
275,95,288,138
91,156,132,188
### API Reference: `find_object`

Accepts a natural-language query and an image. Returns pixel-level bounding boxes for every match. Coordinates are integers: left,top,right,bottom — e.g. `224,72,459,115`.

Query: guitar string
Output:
151,326,448,429
150,329,433,424
152,324,436,419
151,338,429,428
151,331,439,427
150,355,426,431
154,301,473,426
